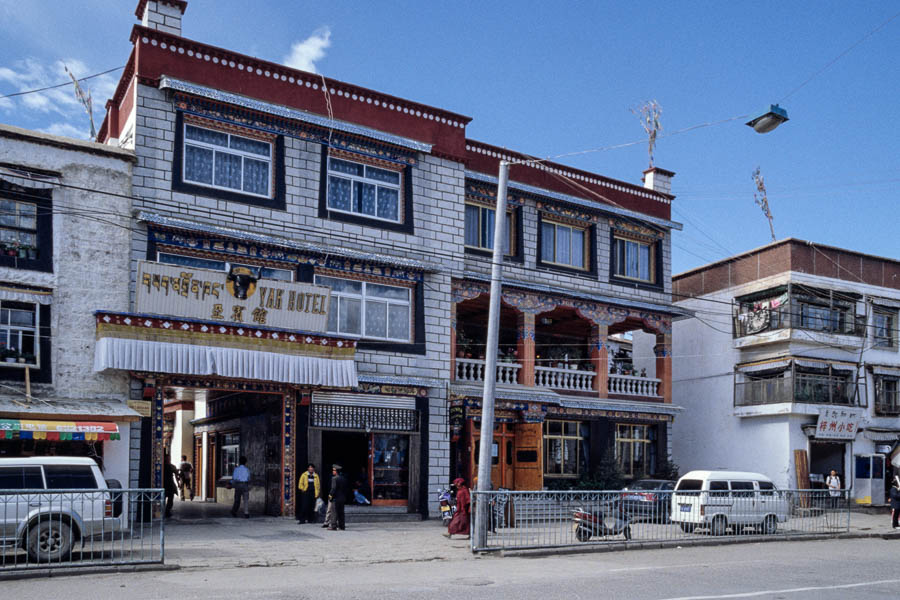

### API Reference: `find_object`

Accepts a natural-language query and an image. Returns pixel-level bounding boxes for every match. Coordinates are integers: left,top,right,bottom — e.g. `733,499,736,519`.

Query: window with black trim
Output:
613,234,657,284
157,252,294,282
540,218,589,270
873,309,896,349
464,202,514,255
327,157,402,223
875,376,899,415
0,301,38,367
172,113,285,210
314,274,412,342
0,179,53,273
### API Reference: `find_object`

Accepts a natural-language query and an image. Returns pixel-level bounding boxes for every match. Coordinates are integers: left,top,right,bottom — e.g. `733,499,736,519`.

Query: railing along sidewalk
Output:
470,488,850,553
0,488,165,571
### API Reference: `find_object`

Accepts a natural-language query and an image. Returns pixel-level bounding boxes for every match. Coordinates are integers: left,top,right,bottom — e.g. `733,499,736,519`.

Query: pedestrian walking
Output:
826,470,841,508
443,477,470,539
163,454,178,518
179,455,194,501
231,456,251,518
297,463,321,524
890,476,900,529
327,464,349,531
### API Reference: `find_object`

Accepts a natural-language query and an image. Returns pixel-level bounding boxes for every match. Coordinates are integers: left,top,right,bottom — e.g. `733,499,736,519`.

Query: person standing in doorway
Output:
179,455,194,501
297,464,321,524
826,470,841,508
163,454,178,518
890,476,900,529
231,456,251,518
328,464,349,531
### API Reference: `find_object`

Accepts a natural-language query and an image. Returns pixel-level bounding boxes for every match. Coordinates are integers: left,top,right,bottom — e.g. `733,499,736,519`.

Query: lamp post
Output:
746,104,789,133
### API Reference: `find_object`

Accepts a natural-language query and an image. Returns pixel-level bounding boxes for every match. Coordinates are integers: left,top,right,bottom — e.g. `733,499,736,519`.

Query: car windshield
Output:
675,479,703,492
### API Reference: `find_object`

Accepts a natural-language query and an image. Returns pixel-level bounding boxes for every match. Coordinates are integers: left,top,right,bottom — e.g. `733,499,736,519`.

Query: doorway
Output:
809,441,846,484
321,431,410,506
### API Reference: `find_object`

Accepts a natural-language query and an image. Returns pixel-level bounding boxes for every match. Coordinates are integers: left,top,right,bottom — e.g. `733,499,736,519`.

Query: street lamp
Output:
746,104,789,134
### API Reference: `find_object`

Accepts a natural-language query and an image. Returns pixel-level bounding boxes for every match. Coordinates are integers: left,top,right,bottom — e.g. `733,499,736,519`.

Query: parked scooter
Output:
573,504,631,541
437,486,456,525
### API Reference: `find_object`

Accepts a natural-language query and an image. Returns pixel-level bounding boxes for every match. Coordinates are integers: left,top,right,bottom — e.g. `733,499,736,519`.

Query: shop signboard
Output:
815,407,862,440
136,260,330,332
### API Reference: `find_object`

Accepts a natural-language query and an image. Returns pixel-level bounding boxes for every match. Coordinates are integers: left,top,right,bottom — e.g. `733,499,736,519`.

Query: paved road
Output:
6,537,899,599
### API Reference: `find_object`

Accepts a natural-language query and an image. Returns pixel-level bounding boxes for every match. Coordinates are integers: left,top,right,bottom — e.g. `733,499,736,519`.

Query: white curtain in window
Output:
214,152,242,190
243,158,269,196
482,208,495,249
464,205,480,246
541,222,555,262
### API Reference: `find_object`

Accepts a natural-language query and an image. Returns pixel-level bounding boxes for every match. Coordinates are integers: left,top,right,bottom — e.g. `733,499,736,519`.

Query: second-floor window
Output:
875,376,900,415
0,199,38,260
541,219,588,270
157,252,294,282
874,310,896,348
464,203,513,254
327,157,401,223
0,302,38,366
314,275,411,342
183,123,273,198
613,235,656,283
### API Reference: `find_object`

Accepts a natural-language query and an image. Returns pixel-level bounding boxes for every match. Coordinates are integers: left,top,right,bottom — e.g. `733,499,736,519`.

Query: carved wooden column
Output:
655,332,672,403
590,324,609,398
517,312,535,386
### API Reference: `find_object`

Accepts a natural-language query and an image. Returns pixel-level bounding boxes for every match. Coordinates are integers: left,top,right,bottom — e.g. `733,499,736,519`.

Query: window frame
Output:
615,423,653,479
537,214,593,274
326,156,403,224
464,201,516,256
543,420,584,478
875,375,900,415
181,122,274,200
156,251,295,282
613,235,657,284
0,300,40,368
873,309,897,349
0,179,53,273
314,274,413,343
610,229,662,288
172,112,286,210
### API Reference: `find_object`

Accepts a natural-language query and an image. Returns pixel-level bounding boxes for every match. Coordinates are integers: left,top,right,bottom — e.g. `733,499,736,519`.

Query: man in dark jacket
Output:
328,464,350,531
890,476,900,529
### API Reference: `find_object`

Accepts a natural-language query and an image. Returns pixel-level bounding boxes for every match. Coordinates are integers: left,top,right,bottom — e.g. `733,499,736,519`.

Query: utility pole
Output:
474,160,510,549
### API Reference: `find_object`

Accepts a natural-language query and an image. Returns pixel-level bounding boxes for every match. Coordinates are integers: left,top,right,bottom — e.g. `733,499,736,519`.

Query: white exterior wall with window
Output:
0,124,137,487
672,257,900,501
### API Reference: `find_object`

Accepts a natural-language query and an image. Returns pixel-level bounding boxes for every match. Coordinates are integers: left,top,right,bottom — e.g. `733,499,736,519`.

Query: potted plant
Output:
22,353,35,365
16,245,27,259
2,348,18,363
26,247,37,260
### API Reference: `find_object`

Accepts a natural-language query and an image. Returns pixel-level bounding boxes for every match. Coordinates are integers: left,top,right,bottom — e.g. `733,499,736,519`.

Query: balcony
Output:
535,365,595,392
455,358,521,385
609,373,662,397
734,374,859,407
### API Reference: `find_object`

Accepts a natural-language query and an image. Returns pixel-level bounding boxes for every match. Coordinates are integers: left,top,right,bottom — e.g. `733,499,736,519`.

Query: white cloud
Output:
283,27,331,74
41,122,90,140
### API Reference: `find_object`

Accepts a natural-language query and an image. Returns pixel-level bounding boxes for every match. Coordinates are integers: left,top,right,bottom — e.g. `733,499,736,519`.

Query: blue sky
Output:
0,1,897,274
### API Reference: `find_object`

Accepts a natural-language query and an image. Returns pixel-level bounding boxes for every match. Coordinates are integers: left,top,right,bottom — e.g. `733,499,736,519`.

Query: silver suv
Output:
0,456,124,562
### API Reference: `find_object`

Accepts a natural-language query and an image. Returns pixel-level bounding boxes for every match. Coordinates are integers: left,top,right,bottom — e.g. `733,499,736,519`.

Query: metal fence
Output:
0,489,165,571
470,489,850,552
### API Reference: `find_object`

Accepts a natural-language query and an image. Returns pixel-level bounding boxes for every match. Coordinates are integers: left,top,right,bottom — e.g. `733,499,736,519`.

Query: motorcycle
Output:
573,504,631,542
437,486,456,525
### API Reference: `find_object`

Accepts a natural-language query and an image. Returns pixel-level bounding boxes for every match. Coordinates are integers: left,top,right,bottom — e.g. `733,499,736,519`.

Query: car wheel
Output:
575,526,591,542
710,515,728,536
761,515,778,535
27,520,73,562
679,522,696,534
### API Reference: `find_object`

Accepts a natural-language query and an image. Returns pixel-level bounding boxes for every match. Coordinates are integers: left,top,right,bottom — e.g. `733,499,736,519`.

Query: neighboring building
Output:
0,123,139,487
94,0,682,516
672,239,900,505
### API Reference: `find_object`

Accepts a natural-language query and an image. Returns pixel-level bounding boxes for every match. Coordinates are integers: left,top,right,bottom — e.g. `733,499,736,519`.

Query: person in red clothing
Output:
444,478,470,539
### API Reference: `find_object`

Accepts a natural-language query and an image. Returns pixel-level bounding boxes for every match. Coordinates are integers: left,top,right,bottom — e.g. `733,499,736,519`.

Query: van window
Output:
758,481,775,496
676,479,702,493
0,466,44,491
709,480,730,499
731,481,755,497
44,465,98,489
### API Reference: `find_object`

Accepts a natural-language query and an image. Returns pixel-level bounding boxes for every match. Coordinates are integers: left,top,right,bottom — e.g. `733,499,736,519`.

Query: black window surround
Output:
536,213,597,278
608,229,664,291
318,146,415,235
0,179,53,273
172,112,286,211
464,205,524,264
0,302,51,384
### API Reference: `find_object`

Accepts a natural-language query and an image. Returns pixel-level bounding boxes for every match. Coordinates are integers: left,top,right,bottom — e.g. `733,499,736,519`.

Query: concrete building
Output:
672,239,900,505
0,124,139,487
94,0,683,516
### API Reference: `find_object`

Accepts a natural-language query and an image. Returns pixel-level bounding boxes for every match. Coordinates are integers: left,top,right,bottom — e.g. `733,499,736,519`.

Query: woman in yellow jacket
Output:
297,463,321,524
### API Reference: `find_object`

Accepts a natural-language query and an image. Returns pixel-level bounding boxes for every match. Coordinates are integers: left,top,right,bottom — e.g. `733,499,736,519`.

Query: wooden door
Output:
193,435,202,497
470,422,515,489
513,423,543,490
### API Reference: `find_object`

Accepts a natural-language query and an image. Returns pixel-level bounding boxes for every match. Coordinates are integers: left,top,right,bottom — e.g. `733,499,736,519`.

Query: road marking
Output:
606,559,771,573
659,578,900,599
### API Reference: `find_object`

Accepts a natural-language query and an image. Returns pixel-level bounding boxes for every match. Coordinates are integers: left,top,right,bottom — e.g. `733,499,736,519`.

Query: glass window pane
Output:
556,225,571,265
329,158,363,176
44,465,98,489
376,187,399,221
564,439,578,474
326,296,338,332
365,300,387,338
354,181,376,216
158,253,226,271
328,176,352,211
481,207,495,250
465,205,480,247
639,243,650,280
19,215,36,230
541,222,555,262
503,213,512,254
9,310,33,327
571,229,584,268
184,145,214,184
340,298,361,335
388,304,410,340
229,135,270,157
213,151,242,190
259,267,292,281
185,125,228,147
315,276,362,295
364,165,400,184
242,158,269,196
367,283,408,301
548,420,562,435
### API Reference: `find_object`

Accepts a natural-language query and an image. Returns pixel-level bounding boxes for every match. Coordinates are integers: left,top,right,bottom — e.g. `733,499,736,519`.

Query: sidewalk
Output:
162,499,898,571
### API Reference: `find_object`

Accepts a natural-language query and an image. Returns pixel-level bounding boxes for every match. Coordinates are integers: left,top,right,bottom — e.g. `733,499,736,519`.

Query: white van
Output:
0,457,124,561
670,470,790,535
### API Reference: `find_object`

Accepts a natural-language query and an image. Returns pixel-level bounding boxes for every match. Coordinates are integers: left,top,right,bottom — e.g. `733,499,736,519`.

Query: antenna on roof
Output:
631,100,662,168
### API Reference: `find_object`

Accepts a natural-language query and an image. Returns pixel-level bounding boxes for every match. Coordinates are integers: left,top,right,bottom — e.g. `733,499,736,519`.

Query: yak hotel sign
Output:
136,261,331,332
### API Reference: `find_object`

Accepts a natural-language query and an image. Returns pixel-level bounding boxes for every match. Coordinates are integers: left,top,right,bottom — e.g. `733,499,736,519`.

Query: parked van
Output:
670,470,790,535
0,457,124,561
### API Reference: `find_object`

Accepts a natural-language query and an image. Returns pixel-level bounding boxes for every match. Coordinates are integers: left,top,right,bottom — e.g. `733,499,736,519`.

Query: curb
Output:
0,563,179,581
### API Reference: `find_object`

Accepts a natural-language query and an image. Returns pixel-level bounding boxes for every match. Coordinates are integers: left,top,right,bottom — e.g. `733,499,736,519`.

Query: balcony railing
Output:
735,375,858,407
608,373,661,397
734,305,866,339
535,366,595,392
456,358,521,385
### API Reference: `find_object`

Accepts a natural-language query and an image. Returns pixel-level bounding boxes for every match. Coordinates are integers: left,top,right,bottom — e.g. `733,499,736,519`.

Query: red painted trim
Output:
466,139,672,221
99,48,136,144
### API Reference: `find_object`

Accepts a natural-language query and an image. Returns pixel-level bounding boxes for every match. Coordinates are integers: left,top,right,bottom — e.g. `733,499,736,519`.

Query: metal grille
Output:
310,404,417,432
470,488,851,552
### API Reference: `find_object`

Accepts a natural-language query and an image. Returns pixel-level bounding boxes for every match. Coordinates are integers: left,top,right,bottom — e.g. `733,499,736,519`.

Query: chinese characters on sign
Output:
814,408,862,440
136,261,330,332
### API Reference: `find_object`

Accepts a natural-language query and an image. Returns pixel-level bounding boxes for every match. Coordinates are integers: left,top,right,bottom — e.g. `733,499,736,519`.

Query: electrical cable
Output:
0,66,125,100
